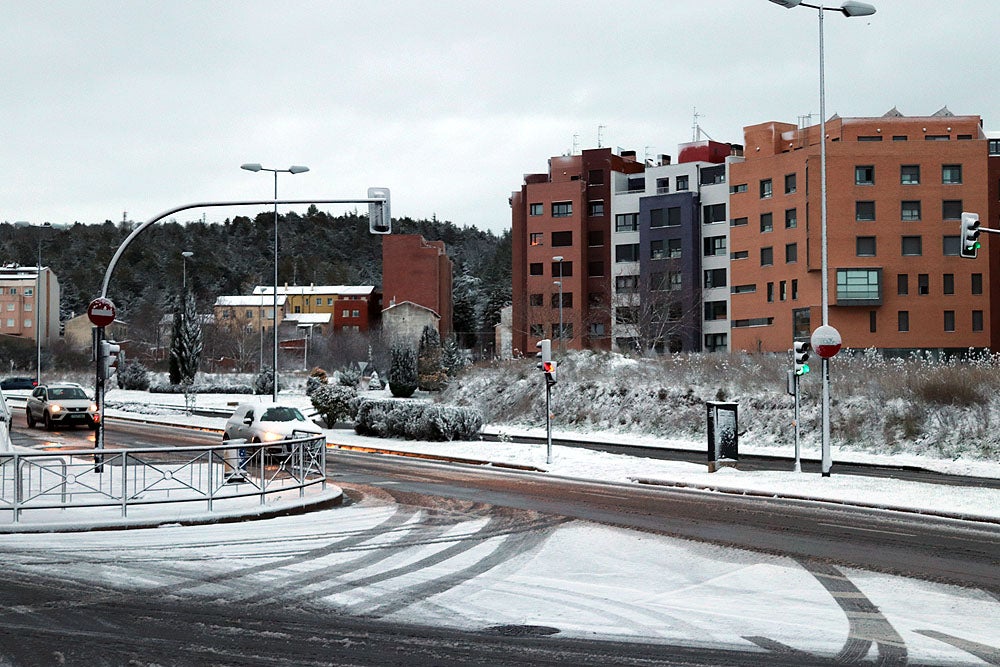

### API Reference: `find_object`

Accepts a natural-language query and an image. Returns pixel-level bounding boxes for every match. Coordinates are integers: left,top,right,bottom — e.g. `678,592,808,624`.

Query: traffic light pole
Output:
793,374,802,473
821,357,831,476
545,380,552,465
94,325,105,473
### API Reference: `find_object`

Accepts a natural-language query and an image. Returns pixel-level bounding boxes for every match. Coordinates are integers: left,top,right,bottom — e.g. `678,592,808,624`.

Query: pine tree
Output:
168,288,203,385
389,345,417,398
417,325,446,391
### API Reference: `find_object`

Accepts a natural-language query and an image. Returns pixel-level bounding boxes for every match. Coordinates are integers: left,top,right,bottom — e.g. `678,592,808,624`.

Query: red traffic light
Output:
542,361,555,373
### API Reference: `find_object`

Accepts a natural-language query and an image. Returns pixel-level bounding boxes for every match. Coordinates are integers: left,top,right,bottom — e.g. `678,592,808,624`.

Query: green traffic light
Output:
797,364,810,376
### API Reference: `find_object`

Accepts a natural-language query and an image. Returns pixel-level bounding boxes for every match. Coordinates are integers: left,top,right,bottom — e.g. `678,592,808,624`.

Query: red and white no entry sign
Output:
87,297,117,327
811,324,842,359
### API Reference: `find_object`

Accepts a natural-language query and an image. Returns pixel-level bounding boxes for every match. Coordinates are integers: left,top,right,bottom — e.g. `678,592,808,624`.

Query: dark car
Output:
0,377,37,390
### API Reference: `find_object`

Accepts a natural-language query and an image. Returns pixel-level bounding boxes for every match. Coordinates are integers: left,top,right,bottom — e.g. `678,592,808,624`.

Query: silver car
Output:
26,383,99,430
223,402,323,455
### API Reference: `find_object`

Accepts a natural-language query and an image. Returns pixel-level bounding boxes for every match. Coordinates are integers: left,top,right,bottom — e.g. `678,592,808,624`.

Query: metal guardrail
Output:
0,435,327,524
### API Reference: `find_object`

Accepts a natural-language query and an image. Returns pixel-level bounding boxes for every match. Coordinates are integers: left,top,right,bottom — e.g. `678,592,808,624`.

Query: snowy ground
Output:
0,388,997,663
100,388,1000,523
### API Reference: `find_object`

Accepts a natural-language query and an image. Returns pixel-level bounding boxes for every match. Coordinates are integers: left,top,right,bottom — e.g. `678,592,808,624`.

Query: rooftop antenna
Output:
644,146,655,166
598,125,606,148
572,133,579,155
692,107,714,142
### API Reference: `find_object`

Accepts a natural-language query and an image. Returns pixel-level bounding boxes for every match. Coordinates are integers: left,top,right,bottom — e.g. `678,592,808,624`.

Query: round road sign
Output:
811,324,842,359
87,297,117,327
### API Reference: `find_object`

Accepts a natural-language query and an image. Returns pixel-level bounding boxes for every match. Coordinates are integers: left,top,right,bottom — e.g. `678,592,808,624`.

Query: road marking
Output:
818,522,916,537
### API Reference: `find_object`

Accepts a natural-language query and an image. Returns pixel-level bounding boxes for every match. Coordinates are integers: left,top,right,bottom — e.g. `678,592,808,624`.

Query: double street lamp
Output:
241,163,310,401
768,0,876,476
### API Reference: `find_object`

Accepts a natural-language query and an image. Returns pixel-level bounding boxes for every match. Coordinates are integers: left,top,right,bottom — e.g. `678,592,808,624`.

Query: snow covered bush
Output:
310,383,357,427
417,325,447,391
338,365,361,387
389,345,418,398
354,398,482,441
253,368,282,395
367,370,383,390
148,381,252,394
117,359,150,391
306,367,328,397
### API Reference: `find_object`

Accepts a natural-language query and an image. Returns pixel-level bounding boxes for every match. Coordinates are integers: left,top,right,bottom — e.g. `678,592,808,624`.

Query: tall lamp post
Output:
35,222,53,386
181,251,194,290
552,255,564,351
241,163,310,401
768,0,875,476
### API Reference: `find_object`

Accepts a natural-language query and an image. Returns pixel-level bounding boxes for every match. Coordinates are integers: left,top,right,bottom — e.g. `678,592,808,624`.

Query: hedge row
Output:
148,382,254,394
355,398,483,441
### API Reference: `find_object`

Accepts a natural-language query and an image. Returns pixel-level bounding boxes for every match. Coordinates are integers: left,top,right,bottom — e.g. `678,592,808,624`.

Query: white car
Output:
0,386,13,451
26,383,99,430
223,402,324,455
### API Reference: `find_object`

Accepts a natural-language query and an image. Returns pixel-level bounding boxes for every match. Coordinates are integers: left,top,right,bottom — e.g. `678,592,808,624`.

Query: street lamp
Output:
181,251,193,290
552,255,564,351
35,222,53,385
768,0,875,476
241,162,310,401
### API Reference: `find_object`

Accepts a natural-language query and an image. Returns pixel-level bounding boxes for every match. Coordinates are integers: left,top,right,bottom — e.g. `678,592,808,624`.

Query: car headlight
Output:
261,431,285,442
49,404,62,414
89,403,98,412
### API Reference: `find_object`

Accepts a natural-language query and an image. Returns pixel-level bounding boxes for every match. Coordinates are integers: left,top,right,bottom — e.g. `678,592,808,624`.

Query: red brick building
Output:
729,110,992,354
510,148,644,356
381,235,454,337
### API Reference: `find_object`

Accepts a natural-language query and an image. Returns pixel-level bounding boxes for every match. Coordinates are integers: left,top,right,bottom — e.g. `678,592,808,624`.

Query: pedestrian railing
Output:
0,436,327,524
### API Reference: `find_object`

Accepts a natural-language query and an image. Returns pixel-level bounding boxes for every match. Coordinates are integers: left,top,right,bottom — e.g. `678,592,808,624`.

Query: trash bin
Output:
706,401,738,472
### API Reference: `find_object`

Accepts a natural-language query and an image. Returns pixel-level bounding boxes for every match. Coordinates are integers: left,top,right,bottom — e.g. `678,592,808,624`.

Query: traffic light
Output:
100,340,121,380
793,341,810,376
535,338,557,384
960,212,981,259
368,187,391,234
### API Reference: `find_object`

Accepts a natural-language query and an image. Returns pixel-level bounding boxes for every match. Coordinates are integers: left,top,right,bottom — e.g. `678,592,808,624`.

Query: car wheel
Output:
26,408,35,428
44,412,54,431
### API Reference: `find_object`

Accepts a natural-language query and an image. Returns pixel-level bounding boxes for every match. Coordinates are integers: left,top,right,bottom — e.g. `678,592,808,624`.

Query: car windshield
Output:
49,387,88,400
260,407,305,422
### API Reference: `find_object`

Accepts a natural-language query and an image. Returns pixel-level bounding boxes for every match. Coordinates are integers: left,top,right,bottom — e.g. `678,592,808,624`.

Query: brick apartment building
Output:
251,284,379,333
381,235,454,338
729,109,994,354
0,264,59,349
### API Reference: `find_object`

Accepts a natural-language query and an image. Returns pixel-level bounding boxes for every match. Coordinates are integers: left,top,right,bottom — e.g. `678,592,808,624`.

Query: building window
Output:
791,279,798,300
704,333,727,352
901,200,921,221
856,236,877,257
858,135,883,142
780,280,787,301
704,268,727,288
942,164,962,184
898,311,909,332
869,311,877,333
552,261,572,277
990,139,1000,156
760,179,772,199
900,165,920,185
761,247,773,266
766,282,774,302
972,273,983,295
616,213,639,232
676,175,689,191
23,303,31,312
942,200,963,220
551,231,572,247
973,310,984,332
730,183,746,194
943,273,954,295
588,200,605,216
651,238,681,260
8,288,16,295
785,173,797,194
341,309,349,318
327,298,334,306
588,231,604,247
893,135,909,142
855,201,876,221
897,274,908,296
23,319,31,328
551,292,573,308
836,268,882,304
760,213,773,233
704,301,727,321
615,275,639,292
730,217,748,227
944,310,955,332
943,235,960,256
785,243,798,263
918,273,929,295
529,294,543,307
588,261,604,276
529,203,543,216
667,207,682,227
530,232,543,246
703,203,726,224
529,263,543,276
902,236,922,256
649,208,665,228
855,165,875,185
925,135,950,141
703,236,726,256
551,201,572,217
352,309,360,318
530,324,544,337
785,208,797,229
657,178,670,194
588,169,604,185
590,322,606,337
626,176,645,193
615,244,640,263
732,284,756,294
731,250,749,260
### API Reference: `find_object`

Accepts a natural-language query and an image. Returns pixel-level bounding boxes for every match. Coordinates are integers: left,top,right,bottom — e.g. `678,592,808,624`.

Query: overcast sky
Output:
2,1,997,235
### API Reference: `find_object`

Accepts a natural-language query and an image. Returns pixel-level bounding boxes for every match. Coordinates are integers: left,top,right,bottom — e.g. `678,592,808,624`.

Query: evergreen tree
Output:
417,325,446,391
388,345,417,398
168,288,202,385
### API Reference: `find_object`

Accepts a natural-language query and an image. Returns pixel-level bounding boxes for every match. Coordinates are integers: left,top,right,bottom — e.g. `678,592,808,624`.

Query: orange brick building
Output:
729,110,992,354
